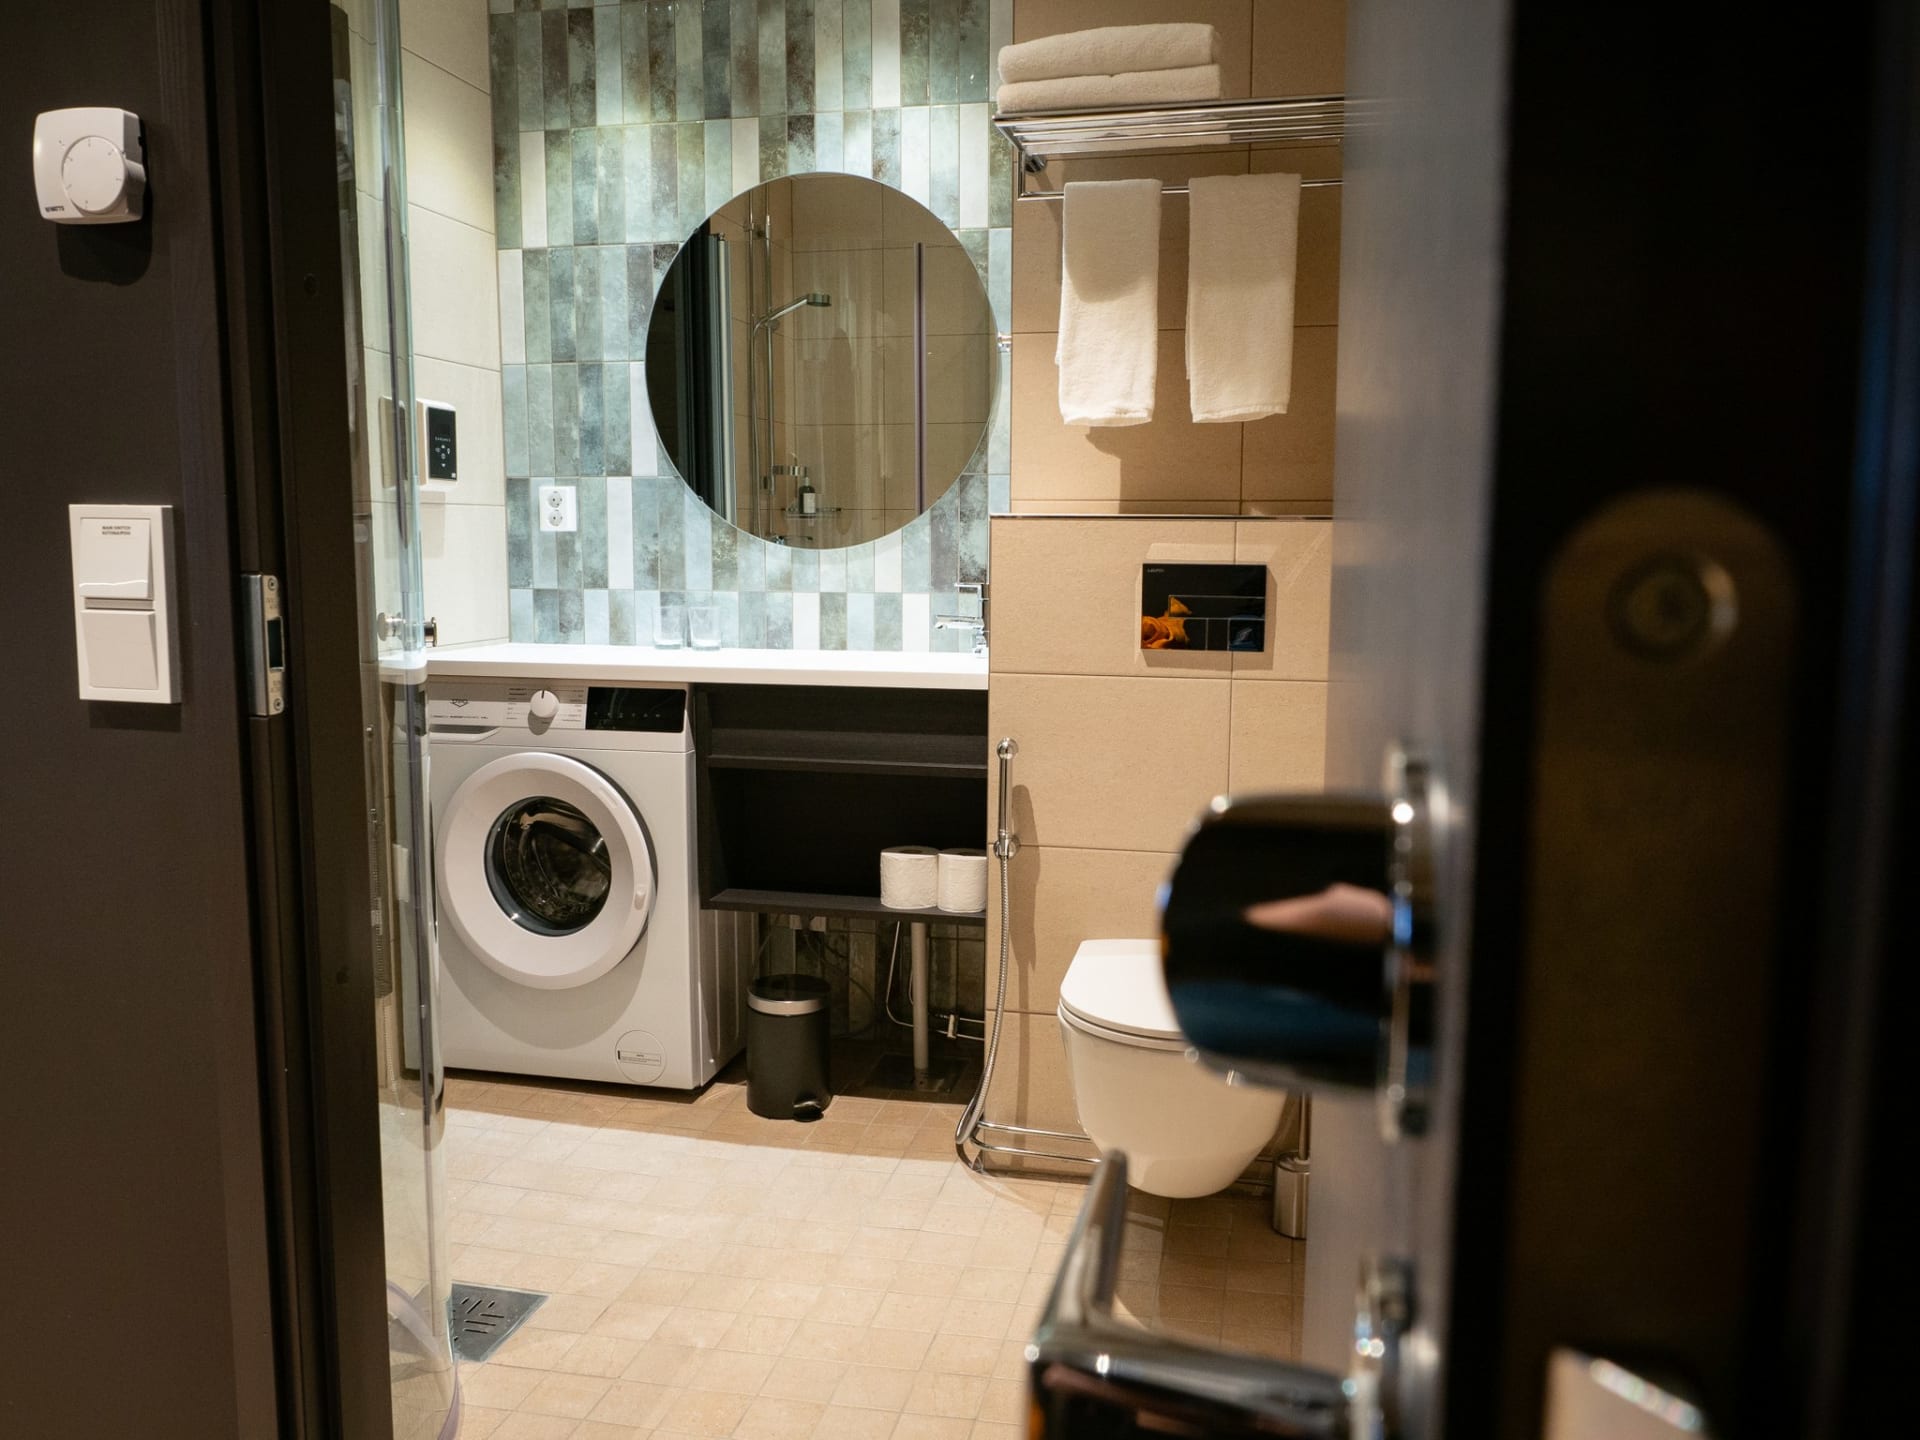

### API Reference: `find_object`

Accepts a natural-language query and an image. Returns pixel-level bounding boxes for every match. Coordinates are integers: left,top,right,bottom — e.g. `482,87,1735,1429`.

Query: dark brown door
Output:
1308,2,1914,1436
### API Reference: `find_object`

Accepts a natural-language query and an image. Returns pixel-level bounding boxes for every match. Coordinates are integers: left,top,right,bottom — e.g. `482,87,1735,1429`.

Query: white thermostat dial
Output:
34,108,146,224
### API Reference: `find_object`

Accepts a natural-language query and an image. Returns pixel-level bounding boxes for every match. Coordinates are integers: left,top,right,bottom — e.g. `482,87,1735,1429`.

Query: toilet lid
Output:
1058,940,1188,1044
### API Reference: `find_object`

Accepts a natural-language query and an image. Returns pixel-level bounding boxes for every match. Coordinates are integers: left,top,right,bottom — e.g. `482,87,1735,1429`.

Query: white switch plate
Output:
538,484,578,532
70,503,179,703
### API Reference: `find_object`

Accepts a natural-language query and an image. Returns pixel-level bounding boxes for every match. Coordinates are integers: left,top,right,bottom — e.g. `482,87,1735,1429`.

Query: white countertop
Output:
424,642,988,690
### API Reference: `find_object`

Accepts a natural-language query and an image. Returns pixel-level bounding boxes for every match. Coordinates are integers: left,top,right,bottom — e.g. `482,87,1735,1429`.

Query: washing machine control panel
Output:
428,681,690,735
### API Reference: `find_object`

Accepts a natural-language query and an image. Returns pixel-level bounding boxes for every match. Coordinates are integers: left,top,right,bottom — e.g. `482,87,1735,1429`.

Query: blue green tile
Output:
730,0,759,114
683,498,713,589
648,0,676,119
605,361,632,469
552,364,580,473
929,0,957,103
846,590,874,647
541,10,570,129
786,114,814,172
548,246,577,359
503,365,530,475
819,590,847,647
566,7,596,126
511,587,535,640
507,477,533,585
703,119,733,212
655,482,687,588
578,474,608,581
873,591,901,649
930,472,986,587
813,111,843,170
515,12,546,131
845,538,874,591
764,591,794,649
621,2,651,121
579,362,606,474
610,587,639,643
818,547,847,591
711,519,739,589
595,127,626,241
703,0,732,118
544,129,575,246
842,0,871,107
871,106,900,185
929,104,958,225
556,527,582,589
522,249,553,363
571,126,599,243
599,246,629,359
631,478,662,588
533,524,557,587
758,0,787,115
556,589,586,641
899,0,929,106
626,244,656,351
791,547,818,592
900,510,930,590
650,125,679,240
571,241,601,359
584,587,611,643
622,124,652,238
758,113,787,180
676,122,707,233
786,0,815,113
954,0,988,102
528,364,556,472
676,0,706,121
534,588,561,640
738,590,767,646
763,540,791,591
733,528,765,589
988,123,1012,228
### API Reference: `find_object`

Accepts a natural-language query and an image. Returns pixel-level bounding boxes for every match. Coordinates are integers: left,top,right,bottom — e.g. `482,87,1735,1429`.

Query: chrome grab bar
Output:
1028,1152,1349,1439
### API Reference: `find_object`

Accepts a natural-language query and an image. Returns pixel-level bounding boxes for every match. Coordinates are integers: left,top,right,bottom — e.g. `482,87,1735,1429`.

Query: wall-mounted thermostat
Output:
34,108,146,224
69,504,180,703
418,398,457,482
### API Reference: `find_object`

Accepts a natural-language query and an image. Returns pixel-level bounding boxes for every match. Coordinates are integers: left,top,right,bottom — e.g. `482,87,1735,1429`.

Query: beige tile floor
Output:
444,1071,1305,1440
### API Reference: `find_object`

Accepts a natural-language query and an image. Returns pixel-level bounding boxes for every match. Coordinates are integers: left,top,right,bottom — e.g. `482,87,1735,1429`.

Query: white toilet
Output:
1057,939,1287,1199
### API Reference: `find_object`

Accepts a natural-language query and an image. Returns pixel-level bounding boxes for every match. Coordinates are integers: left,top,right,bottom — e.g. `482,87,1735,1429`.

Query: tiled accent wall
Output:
1009,0,1345,513
486,0,1014,650
979,518,1331,1135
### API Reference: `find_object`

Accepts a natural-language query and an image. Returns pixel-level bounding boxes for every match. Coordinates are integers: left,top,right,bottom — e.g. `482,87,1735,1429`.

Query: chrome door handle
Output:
1160,744,1437,1139
1027,1151,1349,1440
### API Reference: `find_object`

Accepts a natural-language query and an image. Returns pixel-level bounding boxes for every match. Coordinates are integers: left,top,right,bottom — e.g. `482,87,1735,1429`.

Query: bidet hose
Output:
956,739,1018,1167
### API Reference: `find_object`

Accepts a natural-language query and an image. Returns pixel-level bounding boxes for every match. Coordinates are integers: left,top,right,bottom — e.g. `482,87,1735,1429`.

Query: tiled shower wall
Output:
488,0,1013,649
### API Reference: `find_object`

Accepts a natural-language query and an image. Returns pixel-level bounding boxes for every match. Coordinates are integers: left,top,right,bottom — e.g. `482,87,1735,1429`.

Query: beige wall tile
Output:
1240,327,1337,503
990,517,1239,677
422,502,510,645
399,0,490,93
985,846,1176,1015
1228,681,1327,794
415,356,506,506
401,50,495,233
1012,0,1256,100
983,1012,1079,1134
1232,520,1330,679
409,206,501,370
1010,331,1243,508
989,674,1230,852
1249,0,1346,99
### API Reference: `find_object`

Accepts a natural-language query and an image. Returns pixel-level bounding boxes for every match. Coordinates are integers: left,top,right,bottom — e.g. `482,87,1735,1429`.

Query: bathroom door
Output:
1310,1,1911,1436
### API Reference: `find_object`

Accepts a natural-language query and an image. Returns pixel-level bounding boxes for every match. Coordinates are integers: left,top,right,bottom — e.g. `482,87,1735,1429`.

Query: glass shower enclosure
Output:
331,2,456,1435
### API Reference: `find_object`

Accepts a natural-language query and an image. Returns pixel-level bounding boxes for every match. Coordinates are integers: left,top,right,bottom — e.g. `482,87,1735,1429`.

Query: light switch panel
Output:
69,504,179,703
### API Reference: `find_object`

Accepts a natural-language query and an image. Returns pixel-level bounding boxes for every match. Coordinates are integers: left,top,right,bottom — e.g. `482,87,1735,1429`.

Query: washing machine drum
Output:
438,752,656,989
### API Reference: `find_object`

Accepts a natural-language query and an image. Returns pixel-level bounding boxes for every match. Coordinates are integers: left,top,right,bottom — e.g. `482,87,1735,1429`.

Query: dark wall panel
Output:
0,4,276,1436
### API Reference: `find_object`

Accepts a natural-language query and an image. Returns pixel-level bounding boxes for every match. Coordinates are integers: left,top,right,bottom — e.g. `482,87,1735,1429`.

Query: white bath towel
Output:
996,64,1223,114
1058,179,1163,427
998,24,1219,84
1186,172,1301,422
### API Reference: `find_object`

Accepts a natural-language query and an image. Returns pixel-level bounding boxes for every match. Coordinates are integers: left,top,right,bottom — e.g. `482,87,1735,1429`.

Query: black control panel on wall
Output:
1141,563,1268,652
422,400,457,481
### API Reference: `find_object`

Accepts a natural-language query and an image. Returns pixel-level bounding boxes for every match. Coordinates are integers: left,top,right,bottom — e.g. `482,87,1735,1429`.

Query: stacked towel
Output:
996,24,1223,112
1187,172,1301,422
1058,179,1163,426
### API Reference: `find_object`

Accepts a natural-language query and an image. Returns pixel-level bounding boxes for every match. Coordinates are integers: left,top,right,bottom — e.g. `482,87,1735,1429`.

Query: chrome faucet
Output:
934,582,988,655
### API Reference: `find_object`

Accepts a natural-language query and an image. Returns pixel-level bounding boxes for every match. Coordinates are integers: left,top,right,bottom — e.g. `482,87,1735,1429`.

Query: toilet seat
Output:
1057,940,1189,1052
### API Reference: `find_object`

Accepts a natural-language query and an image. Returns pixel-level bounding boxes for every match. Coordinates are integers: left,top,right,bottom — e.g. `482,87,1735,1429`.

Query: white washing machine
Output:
424,677,748,1089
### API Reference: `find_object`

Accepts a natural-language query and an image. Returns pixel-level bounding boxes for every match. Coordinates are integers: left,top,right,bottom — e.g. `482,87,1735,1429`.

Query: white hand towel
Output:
1186,172,1301,423
996,65,1223,114
1058,178,1162,427
998,24,1219,84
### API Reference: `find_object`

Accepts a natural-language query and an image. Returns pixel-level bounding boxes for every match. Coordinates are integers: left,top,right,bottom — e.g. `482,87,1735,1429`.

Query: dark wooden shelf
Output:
705,887,987,925
704,752,988,780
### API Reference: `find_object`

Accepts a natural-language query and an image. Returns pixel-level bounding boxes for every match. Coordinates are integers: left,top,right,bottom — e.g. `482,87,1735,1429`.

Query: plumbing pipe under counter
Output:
426,642,988,691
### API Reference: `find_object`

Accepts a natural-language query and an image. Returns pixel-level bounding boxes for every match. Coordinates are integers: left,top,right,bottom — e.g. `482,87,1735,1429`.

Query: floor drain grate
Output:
448,1283,546,1363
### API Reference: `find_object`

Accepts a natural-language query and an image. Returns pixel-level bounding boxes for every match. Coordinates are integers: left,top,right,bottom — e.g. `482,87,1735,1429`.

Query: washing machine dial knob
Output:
528,689,560,722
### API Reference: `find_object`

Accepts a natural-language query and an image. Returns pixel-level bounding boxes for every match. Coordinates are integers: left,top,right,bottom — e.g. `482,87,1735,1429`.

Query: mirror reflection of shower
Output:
748,264,831,539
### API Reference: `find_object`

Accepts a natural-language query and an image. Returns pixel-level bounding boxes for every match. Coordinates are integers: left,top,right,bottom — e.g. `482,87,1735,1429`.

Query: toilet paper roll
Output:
937,848,989,913
880,846,941,909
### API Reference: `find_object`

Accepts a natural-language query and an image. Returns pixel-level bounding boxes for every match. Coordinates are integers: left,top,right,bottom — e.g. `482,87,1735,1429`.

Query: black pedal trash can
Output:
746,974,832,1120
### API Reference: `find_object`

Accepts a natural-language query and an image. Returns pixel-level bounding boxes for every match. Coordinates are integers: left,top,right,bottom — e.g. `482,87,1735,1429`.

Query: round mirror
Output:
645,174,997,549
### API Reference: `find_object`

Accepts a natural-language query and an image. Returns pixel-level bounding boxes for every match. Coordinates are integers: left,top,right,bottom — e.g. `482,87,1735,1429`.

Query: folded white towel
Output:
996,65,1223,114
1058,179,1162,427
998,24,1219,84
1187,173,1301,423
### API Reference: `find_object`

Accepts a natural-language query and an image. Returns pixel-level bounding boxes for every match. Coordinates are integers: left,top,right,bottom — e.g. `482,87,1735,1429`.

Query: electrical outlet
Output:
538,485,577,532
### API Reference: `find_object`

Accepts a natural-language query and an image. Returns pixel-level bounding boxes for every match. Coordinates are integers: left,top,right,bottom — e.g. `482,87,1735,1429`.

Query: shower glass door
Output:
332,2,456,1435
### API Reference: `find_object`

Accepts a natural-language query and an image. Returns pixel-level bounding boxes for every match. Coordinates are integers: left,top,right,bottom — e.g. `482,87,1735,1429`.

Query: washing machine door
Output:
438,752,656,989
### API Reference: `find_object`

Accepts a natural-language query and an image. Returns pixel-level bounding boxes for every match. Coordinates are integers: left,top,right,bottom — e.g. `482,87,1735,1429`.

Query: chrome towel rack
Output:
994,94,1347,203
